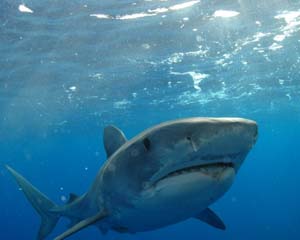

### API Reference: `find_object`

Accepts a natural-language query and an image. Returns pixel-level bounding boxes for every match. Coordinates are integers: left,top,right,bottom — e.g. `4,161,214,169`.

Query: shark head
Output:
145,117,257,185
100,118,257,218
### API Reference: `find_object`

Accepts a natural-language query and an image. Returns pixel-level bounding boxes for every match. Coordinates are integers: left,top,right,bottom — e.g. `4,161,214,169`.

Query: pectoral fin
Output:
54,210,108,240
195,208,226,230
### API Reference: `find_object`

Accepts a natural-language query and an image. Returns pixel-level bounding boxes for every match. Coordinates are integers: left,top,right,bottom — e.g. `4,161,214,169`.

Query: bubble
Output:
278,79,285,85
69,86,77,91
61,195,67,202
142,43,151,49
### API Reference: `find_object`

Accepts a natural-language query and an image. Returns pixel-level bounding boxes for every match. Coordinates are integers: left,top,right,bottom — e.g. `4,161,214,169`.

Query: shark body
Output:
6,117,258,239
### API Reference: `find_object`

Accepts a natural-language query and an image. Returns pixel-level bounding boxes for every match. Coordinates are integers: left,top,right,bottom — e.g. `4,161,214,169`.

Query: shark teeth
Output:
156,162,234,182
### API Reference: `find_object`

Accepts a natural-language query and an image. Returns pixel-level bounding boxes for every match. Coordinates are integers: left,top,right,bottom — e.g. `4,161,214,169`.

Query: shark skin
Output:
6,117,258,239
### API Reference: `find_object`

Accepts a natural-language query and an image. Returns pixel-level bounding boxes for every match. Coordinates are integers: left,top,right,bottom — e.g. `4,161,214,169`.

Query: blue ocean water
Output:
1,0,300,239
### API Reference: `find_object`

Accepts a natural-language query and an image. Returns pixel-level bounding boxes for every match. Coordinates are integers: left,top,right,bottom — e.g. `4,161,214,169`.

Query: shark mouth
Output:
154,162,234,184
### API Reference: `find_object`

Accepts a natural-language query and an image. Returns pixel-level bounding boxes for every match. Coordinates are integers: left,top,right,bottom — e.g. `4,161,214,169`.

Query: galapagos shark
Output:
6,117,258,240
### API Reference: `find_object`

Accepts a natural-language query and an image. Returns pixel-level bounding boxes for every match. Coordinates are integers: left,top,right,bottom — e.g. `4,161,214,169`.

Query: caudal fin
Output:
6,165,60,240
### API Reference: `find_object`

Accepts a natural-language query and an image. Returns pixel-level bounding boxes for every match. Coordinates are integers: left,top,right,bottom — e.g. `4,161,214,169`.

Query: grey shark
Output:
6,117,258,240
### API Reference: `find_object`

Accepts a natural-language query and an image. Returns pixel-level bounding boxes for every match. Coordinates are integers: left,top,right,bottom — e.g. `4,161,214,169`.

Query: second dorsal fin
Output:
103,125,127,158
67,193,79,204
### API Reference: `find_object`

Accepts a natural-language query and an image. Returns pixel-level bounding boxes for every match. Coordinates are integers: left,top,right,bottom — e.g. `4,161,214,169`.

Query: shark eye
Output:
186,136,191,141
143,138,151,151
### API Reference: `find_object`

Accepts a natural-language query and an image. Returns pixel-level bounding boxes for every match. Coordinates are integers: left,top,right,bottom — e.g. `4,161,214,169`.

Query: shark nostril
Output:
186,136,198,152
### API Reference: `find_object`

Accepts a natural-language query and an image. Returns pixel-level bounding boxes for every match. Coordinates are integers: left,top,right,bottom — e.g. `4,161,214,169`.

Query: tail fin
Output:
6,165,60,240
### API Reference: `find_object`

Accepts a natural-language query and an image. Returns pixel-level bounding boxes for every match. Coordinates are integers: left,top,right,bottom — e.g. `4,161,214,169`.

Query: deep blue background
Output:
1,0,300,239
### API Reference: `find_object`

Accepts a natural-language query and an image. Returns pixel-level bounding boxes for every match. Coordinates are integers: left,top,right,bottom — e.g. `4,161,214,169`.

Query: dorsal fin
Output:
103,125,127,158
67,193,79,204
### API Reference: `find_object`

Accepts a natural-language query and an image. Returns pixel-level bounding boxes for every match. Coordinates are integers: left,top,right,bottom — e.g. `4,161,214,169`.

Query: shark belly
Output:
111,166,235,232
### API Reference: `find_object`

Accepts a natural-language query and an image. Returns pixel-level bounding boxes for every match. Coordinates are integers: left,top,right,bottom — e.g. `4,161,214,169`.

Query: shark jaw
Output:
153,162,235,185
150,161,236,208
145,160,236,204
148,152,242,187
122,162,236,233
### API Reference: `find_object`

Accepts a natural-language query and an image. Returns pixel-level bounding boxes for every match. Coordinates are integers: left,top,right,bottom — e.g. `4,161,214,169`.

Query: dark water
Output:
1,0,300,239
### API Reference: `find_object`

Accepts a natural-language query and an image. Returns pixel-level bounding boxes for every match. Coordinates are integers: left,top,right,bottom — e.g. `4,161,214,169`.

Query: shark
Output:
6,117,258,240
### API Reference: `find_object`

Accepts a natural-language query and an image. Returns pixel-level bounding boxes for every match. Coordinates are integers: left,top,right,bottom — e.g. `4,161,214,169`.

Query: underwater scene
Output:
1,0,300,239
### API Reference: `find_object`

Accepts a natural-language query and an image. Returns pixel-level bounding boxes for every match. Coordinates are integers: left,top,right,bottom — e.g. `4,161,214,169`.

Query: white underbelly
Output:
111,167,235,232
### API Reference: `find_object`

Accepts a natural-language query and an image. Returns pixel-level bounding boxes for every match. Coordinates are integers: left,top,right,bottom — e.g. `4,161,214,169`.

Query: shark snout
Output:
243,119,258,148
252,122,258,143
187,119,258,172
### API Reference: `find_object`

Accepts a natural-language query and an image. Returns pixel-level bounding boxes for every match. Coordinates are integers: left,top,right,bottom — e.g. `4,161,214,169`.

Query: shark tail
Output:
6,165,60,240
